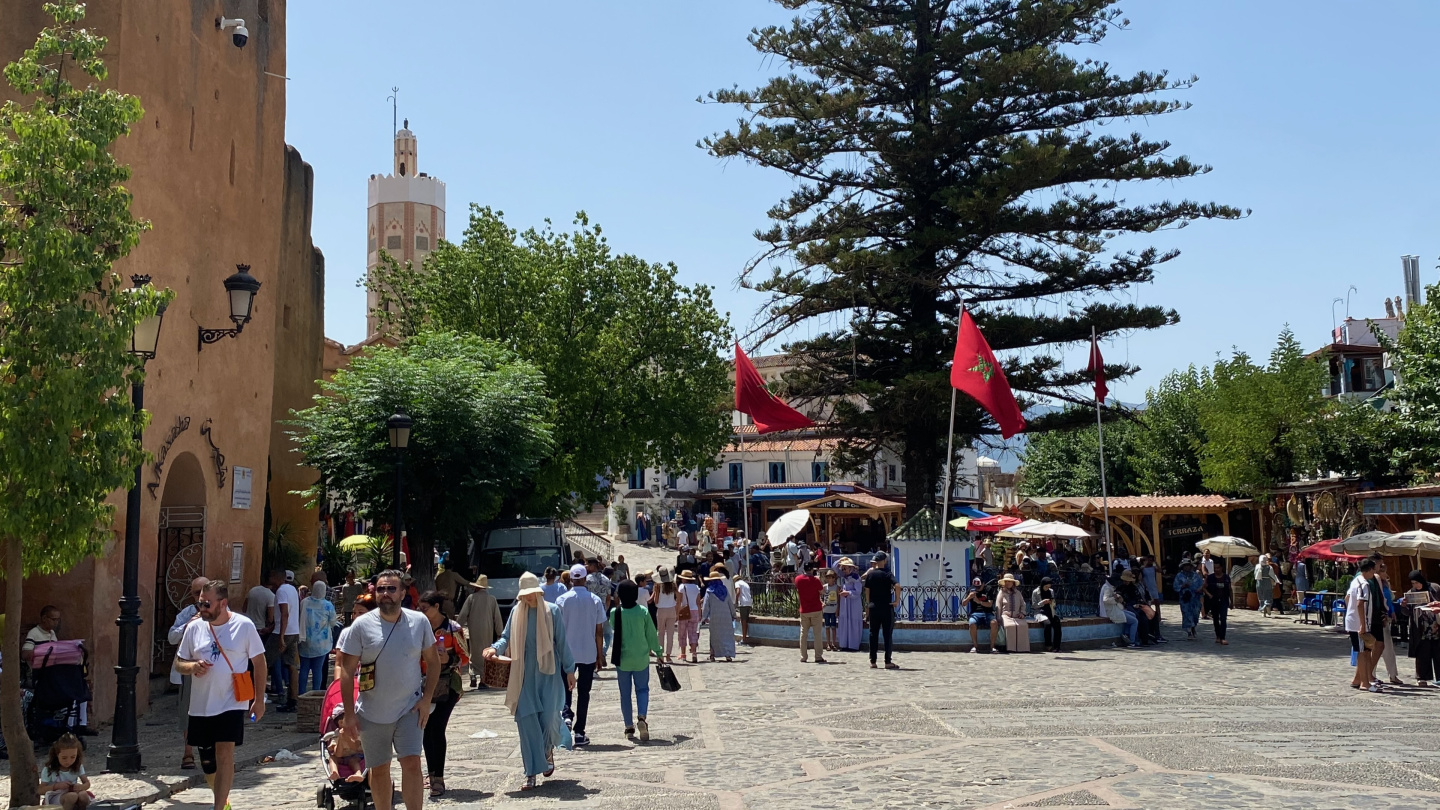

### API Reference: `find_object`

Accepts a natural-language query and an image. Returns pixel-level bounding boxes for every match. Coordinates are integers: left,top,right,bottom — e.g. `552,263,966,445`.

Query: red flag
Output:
1087,333,1109,404
734,343,816,434
950,309,1026,439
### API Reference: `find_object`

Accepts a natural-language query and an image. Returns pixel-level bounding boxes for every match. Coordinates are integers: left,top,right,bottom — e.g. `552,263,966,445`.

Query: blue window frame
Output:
812,461,829,483
729,462,744,491
768,462,786,484
627,467,644,490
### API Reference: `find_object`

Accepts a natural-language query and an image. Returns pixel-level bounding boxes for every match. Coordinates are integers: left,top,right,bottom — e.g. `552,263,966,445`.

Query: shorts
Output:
187,709,247,747
738,606,751,622
968,612,994,626
264,633,281,659
281,634,300,667
359,709,423,767
823,612,837,627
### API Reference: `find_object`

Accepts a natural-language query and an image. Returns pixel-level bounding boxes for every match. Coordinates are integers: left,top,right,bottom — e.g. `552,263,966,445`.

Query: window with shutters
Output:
811,462,829,483
386,235,402,250
768,463,786,484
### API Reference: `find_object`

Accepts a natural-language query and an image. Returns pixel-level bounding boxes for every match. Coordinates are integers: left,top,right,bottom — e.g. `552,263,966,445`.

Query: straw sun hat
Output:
516,571,545,597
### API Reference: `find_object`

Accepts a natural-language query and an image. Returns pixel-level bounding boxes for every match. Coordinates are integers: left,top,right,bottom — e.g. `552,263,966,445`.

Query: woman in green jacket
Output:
612,579,663,742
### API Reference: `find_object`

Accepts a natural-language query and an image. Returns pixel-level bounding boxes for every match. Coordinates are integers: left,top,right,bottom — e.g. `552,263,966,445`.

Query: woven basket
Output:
482,655,512,689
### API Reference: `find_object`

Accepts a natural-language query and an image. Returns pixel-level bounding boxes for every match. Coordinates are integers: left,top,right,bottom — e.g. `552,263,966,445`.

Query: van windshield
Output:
476,548,563,579
482,526,558,549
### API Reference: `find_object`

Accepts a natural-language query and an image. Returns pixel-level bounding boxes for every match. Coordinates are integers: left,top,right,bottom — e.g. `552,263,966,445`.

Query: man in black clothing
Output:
861,552,902,670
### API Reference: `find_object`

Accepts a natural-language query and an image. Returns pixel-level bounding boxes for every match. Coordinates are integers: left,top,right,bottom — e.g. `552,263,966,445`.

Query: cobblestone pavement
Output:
138,581,1440,810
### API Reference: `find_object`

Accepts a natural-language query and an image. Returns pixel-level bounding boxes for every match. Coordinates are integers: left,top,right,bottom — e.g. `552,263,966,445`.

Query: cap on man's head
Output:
285,570,295,583
872,552,888,564
570,564,588,580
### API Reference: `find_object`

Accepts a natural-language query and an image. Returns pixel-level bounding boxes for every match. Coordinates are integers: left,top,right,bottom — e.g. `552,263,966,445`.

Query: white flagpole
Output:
1093,326,1114,566
938,304,963,584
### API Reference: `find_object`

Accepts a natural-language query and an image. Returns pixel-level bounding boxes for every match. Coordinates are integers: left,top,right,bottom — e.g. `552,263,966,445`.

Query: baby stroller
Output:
28,640,89,746
315,679,371,810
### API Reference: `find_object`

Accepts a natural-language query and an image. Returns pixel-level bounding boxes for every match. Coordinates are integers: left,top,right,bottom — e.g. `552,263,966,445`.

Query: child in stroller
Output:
316,680,368,810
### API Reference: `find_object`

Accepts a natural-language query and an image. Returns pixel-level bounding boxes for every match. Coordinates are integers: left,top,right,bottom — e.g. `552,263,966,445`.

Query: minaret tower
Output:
366,119,445,337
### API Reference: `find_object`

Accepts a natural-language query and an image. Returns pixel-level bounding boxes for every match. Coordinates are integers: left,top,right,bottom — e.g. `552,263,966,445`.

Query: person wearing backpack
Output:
611,580,663,742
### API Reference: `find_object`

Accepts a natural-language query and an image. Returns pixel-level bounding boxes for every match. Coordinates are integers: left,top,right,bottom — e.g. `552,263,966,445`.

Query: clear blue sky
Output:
286,1,1440,402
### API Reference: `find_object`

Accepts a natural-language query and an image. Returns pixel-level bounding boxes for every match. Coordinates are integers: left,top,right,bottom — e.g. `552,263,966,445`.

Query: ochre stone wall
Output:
0,0,321,721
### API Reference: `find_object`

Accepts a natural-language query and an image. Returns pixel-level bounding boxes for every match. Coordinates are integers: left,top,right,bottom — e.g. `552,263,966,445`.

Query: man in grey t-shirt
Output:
338,570,439,810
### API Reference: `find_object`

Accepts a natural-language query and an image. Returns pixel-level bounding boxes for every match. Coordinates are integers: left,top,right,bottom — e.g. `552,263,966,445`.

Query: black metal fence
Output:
748,580,1101,622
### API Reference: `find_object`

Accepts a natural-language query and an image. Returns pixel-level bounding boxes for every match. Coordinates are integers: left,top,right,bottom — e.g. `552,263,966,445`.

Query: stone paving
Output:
129,570,1440,810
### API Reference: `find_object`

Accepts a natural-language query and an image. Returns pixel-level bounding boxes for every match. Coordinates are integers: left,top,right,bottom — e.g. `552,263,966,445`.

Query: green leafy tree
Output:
705,0,1241,513
1134,367,1210,495
1197,328,1327,497
291,332,554,589
1315,401,1401,486
1018,411,1140,497
371,207,733,516
0,4,165,802
1377,280,1440,481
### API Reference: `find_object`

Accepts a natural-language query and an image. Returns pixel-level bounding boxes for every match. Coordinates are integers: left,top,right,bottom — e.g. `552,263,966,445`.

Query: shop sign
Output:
1363,496,1440,515
811,499,865,509
231,466,252,509
1162,524,1205,540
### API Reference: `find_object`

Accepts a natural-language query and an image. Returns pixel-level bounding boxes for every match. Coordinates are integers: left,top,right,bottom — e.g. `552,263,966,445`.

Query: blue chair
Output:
1295,592,1325,625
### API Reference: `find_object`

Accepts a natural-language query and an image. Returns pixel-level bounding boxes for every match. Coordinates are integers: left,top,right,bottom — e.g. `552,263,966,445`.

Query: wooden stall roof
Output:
1019,497,1090,514
1085,495,1251,515
797,491,905,515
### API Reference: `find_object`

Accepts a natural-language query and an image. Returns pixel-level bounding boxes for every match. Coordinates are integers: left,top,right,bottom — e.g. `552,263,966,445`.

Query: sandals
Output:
885,662,900,670
181,753,196,770
429,776,446,798
522,776,537,791
544,749,555,777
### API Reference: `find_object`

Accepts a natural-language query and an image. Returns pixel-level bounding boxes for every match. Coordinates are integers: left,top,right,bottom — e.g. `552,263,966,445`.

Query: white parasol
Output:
1195,536,1259,558
1337,529,1440,559
1018,522,1091,539
766,509,811,545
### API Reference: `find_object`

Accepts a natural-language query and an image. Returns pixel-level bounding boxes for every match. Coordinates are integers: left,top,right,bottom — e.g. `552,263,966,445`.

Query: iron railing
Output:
747,580,1101,621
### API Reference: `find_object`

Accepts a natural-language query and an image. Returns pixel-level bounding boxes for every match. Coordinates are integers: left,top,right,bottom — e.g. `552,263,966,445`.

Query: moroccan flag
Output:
1087,331,1109,404
734,343,815,434
950,309,1026,439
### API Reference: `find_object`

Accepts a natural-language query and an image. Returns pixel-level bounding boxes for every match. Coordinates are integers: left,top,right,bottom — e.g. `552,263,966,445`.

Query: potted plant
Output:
1242,571,1259,610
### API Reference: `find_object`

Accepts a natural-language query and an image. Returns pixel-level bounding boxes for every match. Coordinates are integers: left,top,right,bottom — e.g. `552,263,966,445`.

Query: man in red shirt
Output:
794,562,826,663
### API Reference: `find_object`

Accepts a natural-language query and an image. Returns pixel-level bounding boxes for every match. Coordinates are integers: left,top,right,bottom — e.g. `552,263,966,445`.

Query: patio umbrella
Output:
996,519,1047,538
1332,530,1395,556
338,534,379,551
970,515,1024,533
1295,539,1363,563
1195,536,1259,558
1378,530,1440,559
1017,522,1091,539
766,508,811,544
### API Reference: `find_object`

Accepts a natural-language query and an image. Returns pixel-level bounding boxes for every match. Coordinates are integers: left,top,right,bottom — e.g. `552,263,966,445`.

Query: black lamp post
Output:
108,275,166,773
387,410,413,569
197,264,261,350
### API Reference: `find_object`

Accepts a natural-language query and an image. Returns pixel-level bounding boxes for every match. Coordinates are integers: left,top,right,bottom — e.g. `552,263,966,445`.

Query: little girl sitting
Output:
323,710,366,783
40,733,91,809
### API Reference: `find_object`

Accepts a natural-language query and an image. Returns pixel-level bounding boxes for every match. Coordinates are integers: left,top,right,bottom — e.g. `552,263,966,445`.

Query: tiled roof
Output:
839,492,906,509
723,438,840,454
1357,484,1440,499
1092,495,1244,511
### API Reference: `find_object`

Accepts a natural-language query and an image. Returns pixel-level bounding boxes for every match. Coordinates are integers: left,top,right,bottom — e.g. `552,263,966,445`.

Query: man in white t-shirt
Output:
23,605,94,733
784,538,800,573
268,569,301,712
338,570,440,810
176,581,266,810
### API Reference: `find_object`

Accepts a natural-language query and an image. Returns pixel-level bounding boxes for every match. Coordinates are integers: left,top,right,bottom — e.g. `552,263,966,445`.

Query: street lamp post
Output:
108,276,166,773
387,410,413,569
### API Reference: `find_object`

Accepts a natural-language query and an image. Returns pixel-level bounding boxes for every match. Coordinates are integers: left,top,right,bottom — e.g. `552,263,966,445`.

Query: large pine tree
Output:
706,0,1240,512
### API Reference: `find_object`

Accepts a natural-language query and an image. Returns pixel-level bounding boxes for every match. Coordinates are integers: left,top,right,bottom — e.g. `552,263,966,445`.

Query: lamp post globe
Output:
223,264,262,327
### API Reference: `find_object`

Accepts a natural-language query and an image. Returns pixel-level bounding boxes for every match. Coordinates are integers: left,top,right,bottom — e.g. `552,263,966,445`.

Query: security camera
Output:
217,17,248,49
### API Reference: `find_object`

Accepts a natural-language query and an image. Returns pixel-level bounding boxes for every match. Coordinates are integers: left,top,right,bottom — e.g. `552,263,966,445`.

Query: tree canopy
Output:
370,206,733,516
1017,412,1139,498
1378,280,1440,481
0,3,166,802
706,0,1241,512
291,332,554,587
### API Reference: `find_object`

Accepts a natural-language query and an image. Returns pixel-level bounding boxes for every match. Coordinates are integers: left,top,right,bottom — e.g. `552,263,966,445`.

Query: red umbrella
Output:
1296,539,1363,563
969,515,1024,533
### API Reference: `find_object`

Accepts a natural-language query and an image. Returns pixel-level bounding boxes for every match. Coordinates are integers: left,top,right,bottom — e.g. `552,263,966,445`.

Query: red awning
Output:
969,515,1024,533
1296,539,1363,562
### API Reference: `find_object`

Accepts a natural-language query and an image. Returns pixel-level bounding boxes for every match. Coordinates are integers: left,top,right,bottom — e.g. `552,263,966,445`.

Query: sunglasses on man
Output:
197,599,219,608
375,585,400,594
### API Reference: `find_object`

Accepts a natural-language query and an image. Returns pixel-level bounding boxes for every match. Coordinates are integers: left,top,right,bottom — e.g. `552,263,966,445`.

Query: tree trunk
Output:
3,536,39,807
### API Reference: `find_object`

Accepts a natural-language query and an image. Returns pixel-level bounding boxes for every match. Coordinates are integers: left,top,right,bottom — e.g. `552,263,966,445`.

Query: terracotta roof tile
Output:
1357,484,1440,499
1092,495,1243,510
722,438,841,454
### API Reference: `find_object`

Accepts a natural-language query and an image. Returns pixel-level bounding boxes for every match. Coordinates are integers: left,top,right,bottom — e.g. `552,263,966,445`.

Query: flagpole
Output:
1092,326,1114,567
938,304,963,585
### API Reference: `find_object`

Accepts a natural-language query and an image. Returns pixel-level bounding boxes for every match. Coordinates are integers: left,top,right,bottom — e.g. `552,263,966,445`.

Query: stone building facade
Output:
0,0,322,721
365,124,445,336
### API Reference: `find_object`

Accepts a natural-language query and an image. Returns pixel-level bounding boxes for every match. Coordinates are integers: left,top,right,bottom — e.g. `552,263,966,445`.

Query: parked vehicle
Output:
471,520,572,615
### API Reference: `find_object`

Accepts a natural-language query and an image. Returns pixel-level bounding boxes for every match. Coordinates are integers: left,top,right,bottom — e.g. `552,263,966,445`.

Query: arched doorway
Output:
152,452,206,675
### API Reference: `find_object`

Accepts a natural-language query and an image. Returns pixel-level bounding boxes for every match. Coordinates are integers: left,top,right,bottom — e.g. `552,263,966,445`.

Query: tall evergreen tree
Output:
707,0,1240,512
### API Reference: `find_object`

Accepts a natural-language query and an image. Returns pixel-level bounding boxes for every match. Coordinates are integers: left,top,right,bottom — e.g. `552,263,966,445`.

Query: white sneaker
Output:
636,716,649,742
